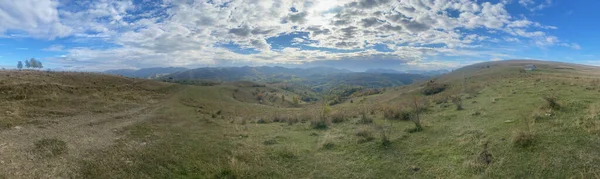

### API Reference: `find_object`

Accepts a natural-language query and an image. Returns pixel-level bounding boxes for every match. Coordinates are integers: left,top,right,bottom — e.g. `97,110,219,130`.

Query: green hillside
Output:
3,60,600,178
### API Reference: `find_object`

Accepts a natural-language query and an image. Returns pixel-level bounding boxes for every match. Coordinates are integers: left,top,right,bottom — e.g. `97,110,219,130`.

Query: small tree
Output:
36,60,43,69
281,95,285,103
29,58,38,68
17,61,23,70
25,59,31,68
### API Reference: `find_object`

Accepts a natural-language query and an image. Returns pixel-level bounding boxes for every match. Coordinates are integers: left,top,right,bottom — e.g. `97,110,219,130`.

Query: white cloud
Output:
0,0,71,39
43,44,64,51
0,0,576,70
560,43,582,50
519,0,553,11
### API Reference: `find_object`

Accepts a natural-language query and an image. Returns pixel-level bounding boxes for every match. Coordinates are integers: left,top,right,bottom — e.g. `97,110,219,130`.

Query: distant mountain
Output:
104,67,188,78
164,66,352,82
366,68,450,76
404,69,451,76
163,66,427,90
365,68,403,74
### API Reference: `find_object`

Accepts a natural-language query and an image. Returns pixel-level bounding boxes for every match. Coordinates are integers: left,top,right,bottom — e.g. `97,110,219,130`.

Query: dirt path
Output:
0,101,164,178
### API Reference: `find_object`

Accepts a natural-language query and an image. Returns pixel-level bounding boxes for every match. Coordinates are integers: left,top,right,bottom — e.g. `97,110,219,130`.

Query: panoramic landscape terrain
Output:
2,0,600,178
2,60,600,178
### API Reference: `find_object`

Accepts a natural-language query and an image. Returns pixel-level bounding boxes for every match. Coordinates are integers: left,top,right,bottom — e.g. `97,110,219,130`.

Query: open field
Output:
2,60,600,178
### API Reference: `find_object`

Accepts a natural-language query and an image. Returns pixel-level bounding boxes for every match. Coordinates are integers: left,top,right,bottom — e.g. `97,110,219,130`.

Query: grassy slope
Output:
6,60,600,178
78,60,600,178
0,70,177,129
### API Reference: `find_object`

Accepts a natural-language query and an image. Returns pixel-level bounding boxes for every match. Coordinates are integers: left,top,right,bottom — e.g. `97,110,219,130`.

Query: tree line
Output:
17,58,43,70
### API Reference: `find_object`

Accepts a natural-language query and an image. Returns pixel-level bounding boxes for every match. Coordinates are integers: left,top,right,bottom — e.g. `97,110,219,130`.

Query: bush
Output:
422,82,447,96
356,128,374,143
358,113,373,124
263,139,277,145
311,118,329,130
322,142,335,149
257,118,268,124
380,132,391,147
329,111,347,123
513,131,535,148
543,95,560,110
34,138,67,157
383,107,412,121
451,96,463,110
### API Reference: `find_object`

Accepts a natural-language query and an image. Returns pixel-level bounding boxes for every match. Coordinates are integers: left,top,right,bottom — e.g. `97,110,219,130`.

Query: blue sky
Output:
0,0,598,71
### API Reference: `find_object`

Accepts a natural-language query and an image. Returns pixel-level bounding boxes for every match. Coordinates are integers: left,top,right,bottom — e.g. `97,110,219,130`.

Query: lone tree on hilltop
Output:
17,61,23,70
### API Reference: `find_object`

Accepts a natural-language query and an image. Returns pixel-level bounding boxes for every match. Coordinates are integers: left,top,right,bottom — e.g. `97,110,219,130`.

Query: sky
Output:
0,0,598,72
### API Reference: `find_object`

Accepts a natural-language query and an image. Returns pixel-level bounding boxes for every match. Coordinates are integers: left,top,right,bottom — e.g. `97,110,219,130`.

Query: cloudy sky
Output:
0,0,598,71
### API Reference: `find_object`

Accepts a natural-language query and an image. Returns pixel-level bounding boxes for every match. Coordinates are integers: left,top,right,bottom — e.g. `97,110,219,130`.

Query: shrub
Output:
322,142,335,149
422,81,447,95
358,113,373,124
263,139,277,145
380,131,391,147
287,116,299,125
543,95,560,110
451,95,463,110
257,118,267,124
34,138,67,157
513,131,535,148
330,111,347,123
356,128,374,143
383,107,412,121
311,118,329,130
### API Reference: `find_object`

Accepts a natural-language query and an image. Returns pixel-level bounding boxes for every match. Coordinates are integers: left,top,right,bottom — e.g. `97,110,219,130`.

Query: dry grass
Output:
0,70,175,128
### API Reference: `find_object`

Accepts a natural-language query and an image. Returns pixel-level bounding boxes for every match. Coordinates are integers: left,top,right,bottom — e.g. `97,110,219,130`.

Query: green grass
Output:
75,62,600,178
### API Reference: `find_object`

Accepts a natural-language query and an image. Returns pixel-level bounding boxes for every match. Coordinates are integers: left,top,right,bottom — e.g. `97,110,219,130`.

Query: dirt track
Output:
0,101,163,178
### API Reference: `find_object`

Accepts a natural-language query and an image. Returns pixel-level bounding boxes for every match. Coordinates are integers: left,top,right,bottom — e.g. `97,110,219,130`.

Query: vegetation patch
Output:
34,138,68,157
422,80,447,95
513,131,535,148
311,118,329,130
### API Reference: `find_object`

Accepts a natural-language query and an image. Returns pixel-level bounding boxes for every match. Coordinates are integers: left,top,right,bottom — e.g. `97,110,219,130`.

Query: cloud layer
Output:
0,0,579,71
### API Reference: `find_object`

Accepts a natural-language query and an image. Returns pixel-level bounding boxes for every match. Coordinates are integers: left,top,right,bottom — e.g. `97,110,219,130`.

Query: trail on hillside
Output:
0,101,164,178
